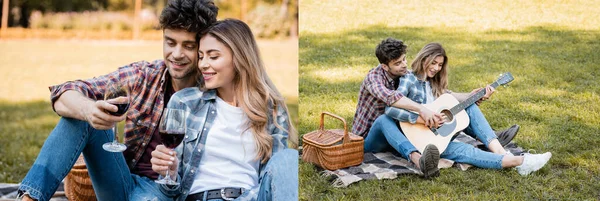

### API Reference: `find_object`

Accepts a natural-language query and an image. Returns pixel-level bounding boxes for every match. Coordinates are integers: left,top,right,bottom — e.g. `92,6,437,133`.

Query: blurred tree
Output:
1,0,8,37
5,0,109,27
216,0,298,38
133,0,141,39
108,0,132,11
146,0,166,17
1,0,297,38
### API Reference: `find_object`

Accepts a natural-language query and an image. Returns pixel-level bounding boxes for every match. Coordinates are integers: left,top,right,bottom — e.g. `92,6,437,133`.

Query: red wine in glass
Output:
155,108,186,185
109,103,130,116
159,130,185,149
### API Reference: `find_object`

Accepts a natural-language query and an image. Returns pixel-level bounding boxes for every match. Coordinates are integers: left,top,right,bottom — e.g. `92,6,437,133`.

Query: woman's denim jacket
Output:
159,88,290,201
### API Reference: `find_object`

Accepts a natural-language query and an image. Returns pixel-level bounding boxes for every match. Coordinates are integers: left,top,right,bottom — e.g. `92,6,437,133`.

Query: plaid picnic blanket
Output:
319,132,524,187
0,183,67,200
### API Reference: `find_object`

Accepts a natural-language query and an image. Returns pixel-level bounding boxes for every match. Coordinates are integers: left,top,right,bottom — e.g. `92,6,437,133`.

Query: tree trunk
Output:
1,0,8,38
240,0,247,21
133,0,142,40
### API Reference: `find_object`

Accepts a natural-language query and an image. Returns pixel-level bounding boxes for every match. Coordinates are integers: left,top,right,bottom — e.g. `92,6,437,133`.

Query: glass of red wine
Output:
102,83,130,152
155,108,186,185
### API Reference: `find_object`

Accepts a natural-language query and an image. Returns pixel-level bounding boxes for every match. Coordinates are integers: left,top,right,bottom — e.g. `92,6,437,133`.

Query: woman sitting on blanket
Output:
385,42,551,176
150,19,298,201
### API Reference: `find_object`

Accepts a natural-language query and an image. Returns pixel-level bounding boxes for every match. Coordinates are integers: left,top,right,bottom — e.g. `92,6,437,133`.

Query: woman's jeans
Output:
256,149,299,201
18,117,171,201
364,104,503,169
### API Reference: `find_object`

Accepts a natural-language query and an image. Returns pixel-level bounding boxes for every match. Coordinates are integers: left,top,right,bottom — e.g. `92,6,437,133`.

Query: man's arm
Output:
50,61,149,129
54,90,124,130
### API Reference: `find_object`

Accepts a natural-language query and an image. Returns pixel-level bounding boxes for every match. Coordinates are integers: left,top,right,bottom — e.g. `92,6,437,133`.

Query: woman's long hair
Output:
199,19,297,163
411,43,449,98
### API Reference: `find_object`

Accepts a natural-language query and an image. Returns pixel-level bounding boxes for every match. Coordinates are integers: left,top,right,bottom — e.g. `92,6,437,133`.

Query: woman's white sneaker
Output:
516,152,552,176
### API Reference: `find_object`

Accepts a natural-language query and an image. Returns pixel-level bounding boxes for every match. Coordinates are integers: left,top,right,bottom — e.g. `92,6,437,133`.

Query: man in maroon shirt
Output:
18,0,218,200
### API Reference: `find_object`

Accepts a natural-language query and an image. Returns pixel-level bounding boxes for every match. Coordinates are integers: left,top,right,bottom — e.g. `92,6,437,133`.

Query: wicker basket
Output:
302,112,364,170
64,154,97,201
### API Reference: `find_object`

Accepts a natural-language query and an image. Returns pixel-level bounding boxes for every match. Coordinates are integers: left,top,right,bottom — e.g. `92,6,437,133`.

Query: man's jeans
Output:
18,117,169,201
364,104,503,169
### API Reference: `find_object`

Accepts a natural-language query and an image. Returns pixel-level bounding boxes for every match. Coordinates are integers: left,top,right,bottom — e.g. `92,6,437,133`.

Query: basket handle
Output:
318,112,350,144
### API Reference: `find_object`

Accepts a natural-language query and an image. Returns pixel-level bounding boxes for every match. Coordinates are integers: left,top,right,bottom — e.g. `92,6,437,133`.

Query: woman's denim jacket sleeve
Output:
384,72,425,123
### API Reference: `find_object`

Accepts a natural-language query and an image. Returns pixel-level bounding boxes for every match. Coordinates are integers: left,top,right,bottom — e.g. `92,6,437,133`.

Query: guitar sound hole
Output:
440,109,453,123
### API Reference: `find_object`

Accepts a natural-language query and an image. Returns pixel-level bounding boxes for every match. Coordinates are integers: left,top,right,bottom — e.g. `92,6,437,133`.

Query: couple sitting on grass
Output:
17,0,297,201
352,37,552,178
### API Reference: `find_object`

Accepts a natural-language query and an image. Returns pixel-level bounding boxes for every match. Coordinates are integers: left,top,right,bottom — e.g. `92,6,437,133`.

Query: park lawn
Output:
0,39,298,183
299,0,600,200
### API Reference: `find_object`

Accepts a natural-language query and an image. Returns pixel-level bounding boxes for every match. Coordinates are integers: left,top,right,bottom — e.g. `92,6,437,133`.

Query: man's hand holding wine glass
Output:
82,98,128,130
101,82,130,152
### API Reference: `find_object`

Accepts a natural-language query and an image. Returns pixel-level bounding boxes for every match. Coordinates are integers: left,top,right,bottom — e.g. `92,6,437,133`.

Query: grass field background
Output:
0,38,298,183
299,0,600,200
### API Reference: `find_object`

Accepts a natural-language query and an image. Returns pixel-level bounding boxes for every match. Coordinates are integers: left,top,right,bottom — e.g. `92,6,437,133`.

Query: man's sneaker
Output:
419,144,440,179
516,152,552,176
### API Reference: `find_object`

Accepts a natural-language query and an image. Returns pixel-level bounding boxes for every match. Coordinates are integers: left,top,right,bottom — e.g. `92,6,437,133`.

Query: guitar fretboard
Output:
449,81,500,115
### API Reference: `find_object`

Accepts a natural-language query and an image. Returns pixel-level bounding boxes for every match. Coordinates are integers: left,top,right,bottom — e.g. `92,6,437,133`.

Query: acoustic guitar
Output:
400,73,514,154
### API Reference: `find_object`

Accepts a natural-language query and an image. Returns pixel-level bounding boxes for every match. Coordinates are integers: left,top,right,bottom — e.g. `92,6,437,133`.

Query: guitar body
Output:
399,93,470,154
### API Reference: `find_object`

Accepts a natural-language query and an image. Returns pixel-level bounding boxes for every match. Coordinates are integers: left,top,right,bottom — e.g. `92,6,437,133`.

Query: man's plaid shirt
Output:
352,65,404,137
159,87,291,201
49,59,172,172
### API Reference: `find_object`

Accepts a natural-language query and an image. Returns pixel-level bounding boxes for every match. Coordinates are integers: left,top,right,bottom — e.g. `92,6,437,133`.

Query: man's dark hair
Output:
159,0,219,39
375,38,407,65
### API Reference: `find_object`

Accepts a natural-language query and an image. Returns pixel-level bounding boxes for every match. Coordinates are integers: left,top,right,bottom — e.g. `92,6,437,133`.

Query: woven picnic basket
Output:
64,154,97,201
302,112,364,170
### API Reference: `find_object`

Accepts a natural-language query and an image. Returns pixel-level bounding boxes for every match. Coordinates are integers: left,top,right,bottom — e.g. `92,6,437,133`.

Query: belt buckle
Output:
220,188,235,201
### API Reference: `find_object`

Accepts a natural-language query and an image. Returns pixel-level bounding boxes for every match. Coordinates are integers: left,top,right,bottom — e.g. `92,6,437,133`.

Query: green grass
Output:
300,0,600,200
0,39,298,183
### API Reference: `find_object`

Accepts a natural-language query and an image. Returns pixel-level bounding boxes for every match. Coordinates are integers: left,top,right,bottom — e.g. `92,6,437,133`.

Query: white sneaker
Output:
516,152,552,176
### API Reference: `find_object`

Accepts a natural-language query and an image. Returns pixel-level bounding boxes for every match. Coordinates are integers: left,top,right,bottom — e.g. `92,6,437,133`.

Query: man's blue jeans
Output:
18,117,170,201
364,104,503,169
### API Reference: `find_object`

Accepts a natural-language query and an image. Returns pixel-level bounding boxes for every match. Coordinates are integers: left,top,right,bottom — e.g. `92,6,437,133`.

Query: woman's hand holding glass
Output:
151,145,179,182
154,108,186,185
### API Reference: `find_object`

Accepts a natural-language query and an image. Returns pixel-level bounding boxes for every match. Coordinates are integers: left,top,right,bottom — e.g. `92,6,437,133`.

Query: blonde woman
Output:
151,19,298,201
385,43,552,176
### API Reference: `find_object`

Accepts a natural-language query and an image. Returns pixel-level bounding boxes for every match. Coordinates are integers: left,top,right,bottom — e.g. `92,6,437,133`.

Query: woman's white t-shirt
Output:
425,81,435,104
189,97,260,193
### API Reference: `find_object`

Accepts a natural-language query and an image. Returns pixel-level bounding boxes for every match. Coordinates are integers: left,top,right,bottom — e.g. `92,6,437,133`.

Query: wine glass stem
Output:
165,168,171,182
113,123,119,143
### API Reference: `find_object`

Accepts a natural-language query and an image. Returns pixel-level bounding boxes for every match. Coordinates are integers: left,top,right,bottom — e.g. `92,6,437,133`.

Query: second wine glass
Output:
155,108,186,185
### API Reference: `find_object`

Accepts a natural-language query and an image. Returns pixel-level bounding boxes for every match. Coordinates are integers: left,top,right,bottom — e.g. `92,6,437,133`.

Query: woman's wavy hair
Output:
199,19,297,163
411,43,449,98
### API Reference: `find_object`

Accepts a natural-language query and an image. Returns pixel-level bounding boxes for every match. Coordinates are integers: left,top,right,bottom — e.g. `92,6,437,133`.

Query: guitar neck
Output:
449,81,500,114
